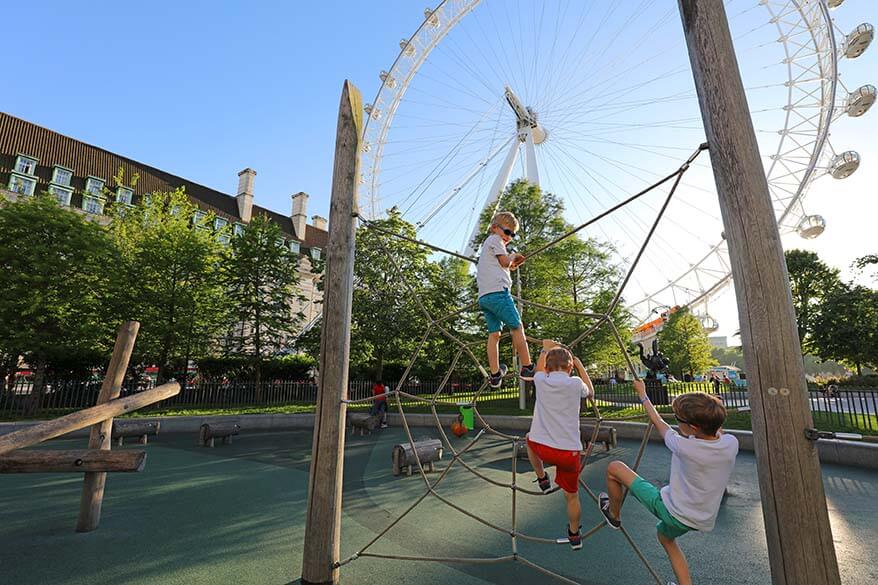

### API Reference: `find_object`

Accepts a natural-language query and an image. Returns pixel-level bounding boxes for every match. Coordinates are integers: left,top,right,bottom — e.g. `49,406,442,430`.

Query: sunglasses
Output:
500,227,517,238
674,414,691,426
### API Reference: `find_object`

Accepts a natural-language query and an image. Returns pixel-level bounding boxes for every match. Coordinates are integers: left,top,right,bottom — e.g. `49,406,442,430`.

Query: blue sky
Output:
5,1,876,342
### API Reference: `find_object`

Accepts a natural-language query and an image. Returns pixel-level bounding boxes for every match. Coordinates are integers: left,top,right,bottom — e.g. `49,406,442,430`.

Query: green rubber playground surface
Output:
1,427,876,585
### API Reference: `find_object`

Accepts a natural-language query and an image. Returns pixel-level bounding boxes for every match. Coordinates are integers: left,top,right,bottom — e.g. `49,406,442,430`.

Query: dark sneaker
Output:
598,492,621,530
519,363,535,381
488,364,508,388
568,525,582,551
536,473,551,493
380,423,388,429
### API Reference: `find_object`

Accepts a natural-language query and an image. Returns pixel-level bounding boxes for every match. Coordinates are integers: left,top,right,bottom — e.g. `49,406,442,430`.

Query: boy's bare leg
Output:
606,460,638,520
525,440,546,479
487,331,501,374
658,532,692,585
510,326,532,366
564,490,581,534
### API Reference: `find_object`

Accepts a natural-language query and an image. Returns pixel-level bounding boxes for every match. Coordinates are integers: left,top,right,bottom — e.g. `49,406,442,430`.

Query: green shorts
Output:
629,477,694,540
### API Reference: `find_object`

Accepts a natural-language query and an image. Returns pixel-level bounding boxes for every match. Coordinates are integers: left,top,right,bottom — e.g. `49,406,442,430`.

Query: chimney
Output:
291,191,309,238
236,168,256,223
312,215,328,231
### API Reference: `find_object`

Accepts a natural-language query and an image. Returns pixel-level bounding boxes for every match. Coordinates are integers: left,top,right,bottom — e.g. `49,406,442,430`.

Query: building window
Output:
233,223,246,237
85,176,105,196
289,241,301,254
14,155,38,175
116,187,133,205
214,217,228,230
310,247,322,261
83,195,105,215
192,209,209,229
8,174,37,196
52,166,73,186
276,238,286,248
49,185,73,206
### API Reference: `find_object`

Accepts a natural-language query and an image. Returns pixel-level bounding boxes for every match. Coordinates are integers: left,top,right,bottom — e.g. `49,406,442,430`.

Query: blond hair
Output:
491,212,519,232
546,347,573,372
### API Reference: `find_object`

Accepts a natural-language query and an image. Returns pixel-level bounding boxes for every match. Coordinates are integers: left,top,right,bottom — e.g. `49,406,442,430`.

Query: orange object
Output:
451,421,468,437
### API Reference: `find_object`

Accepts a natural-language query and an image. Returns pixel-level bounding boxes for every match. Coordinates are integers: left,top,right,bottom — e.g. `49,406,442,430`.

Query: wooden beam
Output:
301,80,362,585
0,381,180,457
677,2,841,584
0,450,146,473
78,321,140,532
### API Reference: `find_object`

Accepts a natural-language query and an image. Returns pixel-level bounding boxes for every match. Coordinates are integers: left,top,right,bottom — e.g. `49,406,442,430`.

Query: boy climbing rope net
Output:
525,340,594,550
476,211,534,388
599,381,738,585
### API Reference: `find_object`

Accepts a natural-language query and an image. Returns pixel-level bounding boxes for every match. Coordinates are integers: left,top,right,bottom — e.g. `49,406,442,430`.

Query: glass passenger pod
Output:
845,85,876,117
829,151,860,179
424,7,439,28
797,215,826,239
399,39,416,58
844,23,874,59
379,70,397,89
827,0,845,7
699,314,719,333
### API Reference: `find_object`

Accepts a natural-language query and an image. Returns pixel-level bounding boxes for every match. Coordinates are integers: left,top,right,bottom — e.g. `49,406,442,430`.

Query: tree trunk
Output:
375,348,384,382
25,355,48,417
856,363,862,376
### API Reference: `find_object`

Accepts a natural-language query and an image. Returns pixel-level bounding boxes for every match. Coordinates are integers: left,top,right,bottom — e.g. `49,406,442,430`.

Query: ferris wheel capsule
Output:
797,215,826,239
827,0,845,8
829,151,860,179
845,85,876,117
699,314,719,333
380,70,397,89
364,104,382,120
844,23,874,59
400,39,416,57
424,8,440,28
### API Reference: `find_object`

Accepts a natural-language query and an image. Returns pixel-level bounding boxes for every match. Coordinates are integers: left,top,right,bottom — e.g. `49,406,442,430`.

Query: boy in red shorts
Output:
526,340,594,550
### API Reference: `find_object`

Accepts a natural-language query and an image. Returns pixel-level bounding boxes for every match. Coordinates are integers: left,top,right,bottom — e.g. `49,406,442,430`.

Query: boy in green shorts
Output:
599,380,738,585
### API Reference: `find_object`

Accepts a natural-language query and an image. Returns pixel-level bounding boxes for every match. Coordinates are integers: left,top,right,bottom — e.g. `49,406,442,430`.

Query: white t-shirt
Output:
528,371,592,452
477,233,512,298
661,430,739,531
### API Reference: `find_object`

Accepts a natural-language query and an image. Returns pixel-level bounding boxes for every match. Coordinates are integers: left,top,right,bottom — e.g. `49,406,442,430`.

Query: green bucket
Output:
458,403,474,430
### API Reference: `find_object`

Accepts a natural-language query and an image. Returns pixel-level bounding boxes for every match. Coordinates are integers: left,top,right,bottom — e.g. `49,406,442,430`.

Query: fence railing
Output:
2,378,875,433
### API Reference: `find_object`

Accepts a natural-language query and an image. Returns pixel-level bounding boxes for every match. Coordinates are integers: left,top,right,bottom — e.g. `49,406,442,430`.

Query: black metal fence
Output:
1,378,875,433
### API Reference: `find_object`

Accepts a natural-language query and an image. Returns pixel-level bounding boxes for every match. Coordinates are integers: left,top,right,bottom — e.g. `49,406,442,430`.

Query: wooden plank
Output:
0,450,146,473
301,80,362,585
78,321,140,532
677,2,840,584
0,381,180,457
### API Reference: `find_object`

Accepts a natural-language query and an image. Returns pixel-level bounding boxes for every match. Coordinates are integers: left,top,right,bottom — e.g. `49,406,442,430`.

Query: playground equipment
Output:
391,438,444,476
349,413,381,436
0,321,180,532
113,420,160,446
198,422,241,447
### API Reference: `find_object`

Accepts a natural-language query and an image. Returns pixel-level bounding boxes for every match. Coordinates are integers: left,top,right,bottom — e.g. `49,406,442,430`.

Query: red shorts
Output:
526,437,582,493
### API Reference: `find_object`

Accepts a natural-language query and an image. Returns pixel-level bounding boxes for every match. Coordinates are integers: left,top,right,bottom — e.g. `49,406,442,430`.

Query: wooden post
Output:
677,2,840,584
301,80,362,585
0,450,147,473
77,321,140,532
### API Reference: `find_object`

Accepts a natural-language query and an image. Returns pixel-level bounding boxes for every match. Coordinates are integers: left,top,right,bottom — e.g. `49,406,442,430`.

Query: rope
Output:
334,146,708,583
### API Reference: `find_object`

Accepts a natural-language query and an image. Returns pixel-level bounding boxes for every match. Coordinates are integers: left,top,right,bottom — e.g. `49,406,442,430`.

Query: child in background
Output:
369,380,388,428
526,340,594,550
599,381,738,585
476,211,534,388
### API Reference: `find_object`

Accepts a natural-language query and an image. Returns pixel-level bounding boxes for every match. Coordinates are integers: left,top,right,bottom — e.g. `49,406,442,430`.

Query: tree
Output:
785,249,841,352
0,193,117,411
810,283,878,376
658,307,717,378
224,214,305,398
107,188,229,382
854,254,878,282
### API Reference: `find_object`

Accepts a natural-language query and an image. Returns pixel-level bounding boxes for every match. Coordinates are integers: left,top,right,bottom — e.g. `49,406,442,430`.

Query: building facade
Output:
0,112,326,339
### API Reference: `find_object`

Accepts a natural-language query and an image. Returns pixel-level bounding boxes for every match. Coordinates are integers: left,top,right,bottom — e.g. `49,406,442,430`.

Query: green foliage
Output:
196,353,316,380
810,283,878,376
223,214,305,384
658,307,717,378
107,188,229,380
785,249,842,352
473,180,629,371
0,193,117,376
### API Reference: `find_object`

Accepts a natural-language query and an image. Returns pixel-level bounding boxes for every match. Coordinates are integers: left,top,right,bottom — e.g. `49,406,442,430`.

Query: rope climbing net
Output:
335,144,709,584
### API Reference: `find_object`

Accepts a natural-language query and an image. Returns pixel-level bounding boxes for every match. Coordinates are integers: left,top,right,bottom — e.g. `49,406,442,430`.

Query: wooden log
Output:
78,321,140,533
0,450,146,473
199,422,241,447
580,425,617,452
113,420,160,446
0,381,180,457
349,414,380,436
391,439,444,477
678,2,840,583
302,80,362,585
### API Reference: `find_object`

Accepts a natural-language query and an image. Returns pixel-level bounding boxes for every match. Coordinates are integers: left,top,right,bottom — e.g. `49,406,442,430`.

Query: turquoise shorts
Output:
478,289,521,333
629,477,694,540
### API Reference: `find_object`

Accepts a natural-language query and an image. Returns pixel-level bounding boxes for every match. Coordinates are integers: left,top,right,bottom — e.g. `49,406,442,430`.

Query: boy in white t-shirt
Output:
525,340,594,550
476,212,534,388
599,381,738,585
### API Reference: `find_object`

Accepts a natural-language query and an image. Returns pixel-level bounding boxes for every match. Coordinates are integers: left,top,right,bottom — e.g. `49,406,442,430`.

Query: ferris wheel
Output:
359,0,874,328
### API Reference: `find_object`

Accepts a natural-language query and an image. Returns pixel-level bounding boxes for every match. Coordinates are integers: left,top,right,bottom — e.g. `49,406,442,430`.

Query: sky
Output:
4,0,875,344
